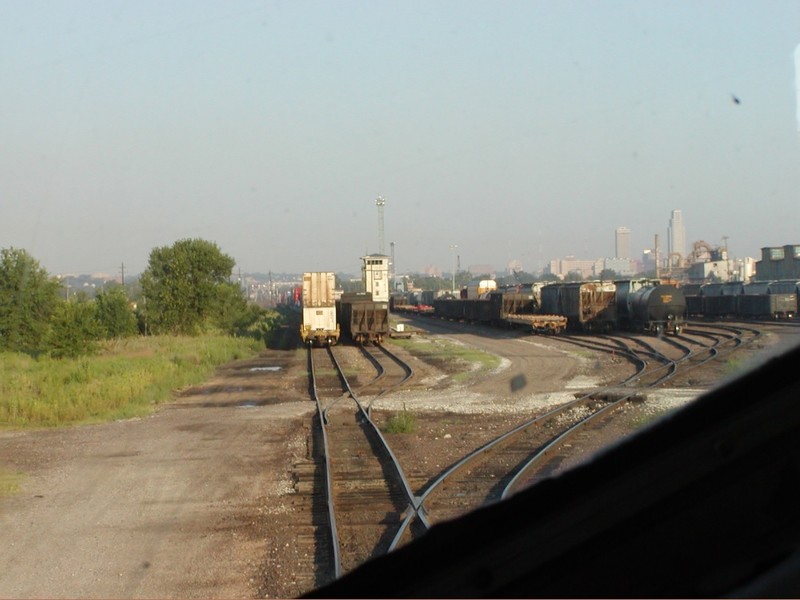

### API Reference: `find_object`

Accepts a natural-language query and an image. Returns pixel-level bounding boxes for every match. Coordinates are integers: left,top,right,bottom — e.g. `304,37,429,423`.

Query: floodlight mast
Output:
376,196,386,255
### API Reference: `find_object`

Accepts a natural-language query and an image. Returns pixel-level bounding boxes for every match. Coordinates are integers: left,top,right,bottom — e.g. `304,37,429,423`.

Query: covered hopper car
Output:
681,280,798,320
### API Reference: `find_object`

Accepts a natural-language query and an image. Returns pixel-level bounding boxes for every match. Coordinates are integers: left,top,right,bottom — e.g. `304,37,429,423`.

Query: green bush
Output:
47,300,102,359
384,407,416,434
95,287,137,338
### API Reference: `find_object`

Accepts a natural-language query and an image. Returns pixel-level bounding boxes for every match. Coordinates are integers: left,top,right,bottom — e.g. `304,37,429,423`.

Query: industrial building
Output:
755,245,800,281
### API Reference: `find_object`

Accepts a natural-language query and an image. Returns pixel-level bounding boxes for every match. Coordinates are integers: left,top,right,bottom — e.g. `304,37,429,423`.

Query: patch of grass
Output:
723,357,745,377
0,335,263,429
384,407,416,434
389,336,500,382
0,468,23,497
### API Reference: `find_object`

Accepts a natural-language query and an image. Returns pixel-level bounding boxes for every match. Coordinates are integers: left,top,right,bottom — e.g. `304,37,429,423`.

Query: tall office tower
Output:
668,209,686,262
615,226,631,259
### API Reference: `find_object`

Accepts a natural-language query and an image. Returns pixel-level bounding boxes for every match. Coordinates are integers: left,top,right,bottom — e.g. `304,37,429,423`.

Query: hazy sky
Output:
3,1,800,276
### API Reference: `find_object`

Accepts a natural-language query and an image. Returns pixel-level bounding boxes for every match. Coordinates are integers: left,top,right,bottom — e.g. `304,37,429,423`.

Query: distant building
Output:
735,257,756,282
615,226,631,259
668,209,686,265
361,254,390,302
755,245,800,280
687,256,732,282
642,248,656,274
545,257,604,280
603,258,634,277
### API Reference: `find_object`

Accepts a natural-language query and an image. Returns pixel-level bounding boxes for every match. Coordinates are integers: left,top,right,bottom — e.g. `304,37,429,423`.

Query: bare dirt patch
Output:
0,345,312,599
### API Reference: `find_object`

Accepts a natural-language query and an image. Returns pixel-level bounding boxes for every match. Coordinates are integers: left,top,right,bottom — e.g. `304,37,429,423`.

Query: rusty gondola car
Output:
541,281,617,331
337,292,390,344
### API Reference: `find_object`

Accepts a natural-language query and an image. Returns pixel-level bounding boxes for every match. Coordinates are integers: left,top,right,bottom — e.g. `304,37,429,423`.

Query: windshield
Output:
2,2,800,598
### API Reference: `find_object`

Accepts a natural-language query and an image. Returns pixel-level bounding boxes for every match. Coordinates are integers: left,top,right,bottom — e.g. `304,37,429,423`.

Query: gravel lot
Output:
0,322,793,598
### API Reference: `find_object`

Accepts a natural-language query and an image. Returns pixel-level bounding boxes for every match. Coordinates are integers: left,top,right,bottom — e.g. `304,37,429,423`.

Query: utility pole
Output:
390,241,395,291
450,244,458,293
120,262,125,288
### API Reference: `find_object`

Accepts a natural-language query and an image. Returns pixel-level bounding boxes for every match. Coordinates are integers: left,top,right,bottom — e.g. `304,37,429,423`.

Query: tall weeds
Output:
0,335,262,428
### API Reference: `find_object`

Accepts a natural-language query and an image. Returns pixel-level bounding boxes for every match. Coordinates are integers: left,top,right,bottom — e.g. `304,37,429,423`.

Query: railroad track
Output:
356,343,414,408
387,326,756,547
303,319,759,578
308,344,419,581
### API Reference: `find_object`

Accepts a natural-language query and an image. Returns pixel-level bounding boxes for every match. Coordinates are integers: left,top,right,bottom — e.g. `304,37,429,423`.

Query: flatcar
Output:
299,271,340,346
337,292,389,344
432,287,567,334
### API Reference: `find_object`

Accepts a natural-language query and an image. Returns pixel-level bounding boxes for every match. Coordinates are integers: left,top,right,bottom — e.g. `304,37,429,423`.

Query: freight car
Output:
541,281,617,331
432,279,684,336
300,272,340,346
432,288,567,334
626,284,686,335
682,280,798,320
337,292,390,344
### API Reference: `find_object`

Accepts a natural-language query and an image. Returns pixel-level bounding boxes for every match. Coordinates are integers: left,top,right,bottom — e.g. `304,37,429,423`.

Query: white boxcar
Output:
300,272,340,345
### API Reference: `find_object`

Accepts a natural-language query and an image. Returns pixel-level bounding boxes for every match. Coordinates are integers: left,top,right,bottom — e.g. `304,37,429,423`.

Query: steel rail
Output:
307,346,342,579
386,336,650,547
365,343,415,414
500,327,752,499
500,334,695,499
322,345,423,563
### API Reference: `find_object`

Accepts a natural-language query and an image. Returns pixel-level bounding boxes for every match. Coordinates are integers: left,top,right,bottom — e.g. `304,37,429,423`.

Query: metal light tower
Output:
376,196,386,255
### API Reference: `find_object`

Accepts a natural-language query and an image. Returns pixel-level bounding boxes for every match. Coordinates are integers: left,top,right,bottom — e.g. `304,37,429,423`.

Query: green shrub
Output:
47,300,102,359
384,407,416,434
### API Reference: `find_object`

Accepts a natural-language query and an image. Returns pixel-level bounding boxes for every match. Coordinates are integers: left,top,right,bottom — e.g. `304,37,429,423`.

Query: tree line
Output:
0,239,276,359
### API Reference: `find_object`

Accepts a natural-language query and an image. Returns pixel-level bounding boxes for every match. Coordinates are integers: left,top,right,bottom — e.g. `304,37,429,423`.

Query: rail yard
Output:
12,246,784,591
1,261,798,597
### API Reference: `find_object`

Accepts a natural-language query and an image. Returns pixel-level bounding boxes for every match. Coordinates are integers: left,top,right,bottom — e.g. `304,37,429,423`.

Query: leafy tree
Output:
95,287,137,338
0,248,61,355
211,281,253,333
48,299,102,359
139,239,237,335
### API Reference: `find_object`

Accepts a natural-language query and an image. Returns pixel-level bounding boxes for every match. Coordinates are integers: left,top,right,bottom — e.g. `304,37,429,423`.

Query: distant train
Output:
682,280,798,320
299,272,340,346
408,279,686,336
296,272,389,346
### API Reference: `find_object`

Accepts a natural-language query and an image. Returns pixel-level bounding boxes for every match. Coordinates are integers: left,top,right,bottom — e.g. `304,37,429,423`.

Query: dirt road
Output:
0,352,312,599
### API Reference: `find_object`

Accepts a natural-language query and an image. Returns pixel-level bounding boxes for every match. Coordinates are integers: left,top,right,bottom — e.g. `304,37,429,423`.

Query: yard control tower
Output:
362,254,390,302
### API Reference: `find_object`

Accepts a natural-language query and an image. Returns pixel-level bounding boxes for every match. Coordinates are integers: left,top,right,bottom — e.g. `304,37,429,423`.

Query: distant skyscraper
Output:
615,226,631,259
668,210,686,264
